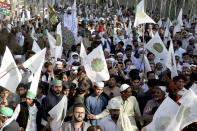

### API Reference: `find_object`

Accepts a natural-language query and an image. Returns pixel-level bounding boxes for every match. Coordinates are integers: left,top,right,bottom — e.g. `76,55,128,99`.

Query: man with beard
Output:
103,75,120,99
60,103,90,131
89,84,143,131
41,80,64,129
98,99,121,131
143,86,166,125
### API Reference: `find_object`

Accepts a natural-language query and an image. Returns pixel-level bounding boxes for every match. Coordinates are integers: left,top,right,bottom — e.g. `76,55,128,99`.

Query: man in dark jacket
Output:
16,90,42,131
41,80,64,129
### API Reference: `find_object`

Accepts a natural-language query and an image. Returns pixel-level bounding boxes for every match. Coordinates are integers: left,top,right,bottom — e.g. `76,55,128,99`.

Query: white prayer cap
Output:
120,84,130,92
93,82,104,87
190,64,196,67
91,34,96,38
126,65,136,72
14,55,22,59
106,58,115,62
55,61,63,65
104,48,110,53
154,59,161,64
116,28,121,31
107,99,121,110
188,36,195,41
78,18,83,22
100,17,104,21
138,48,144,54
66,7,72,11
182,63,190,69
117,52,123,56
72,52,79,57
174,53,179,57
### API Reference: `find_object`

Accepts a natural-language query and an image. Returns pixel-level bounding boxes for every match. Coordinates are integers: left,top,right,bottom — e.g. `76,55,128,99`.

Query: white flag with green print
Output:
145,32,168,61
84,44,109,82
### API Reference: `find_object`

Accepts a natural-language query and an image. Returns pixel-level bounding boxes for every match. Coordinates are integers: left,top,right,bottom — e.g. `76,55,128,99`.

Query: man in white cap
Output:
98,99,121,131
143,86,166,125
86,82,108,125
55,61,63,70
89,84,143,131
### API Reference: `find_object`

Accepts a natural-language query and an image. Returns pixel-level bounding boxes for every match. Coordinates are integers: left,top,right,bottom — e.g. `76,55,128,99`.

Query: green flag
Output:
48,4,57,24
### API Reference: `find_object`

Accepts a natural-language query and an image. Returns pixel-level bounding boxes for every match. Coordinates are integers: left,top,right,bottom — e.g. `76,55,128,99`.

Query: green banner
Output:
0,2,11,16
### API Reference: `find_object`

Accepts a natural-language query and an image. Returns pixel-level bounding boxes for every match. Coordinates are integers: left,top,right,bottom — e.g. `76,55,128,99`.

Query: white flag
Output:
29,49,46,95
80,42,87,65
126,20,132,36
167,84,197,131
165,40,178,79
164,26,171,45
84,45,110,82
164,26,170,38
23,48,46,73
143,97,179,131
157,19,162,28
55,23,63,60
47,30,56,49
32,40,41,53
143,55,151,73
0,104,21,131
173,9,183,36
46,30,56,57
56,23,62,47
145,32,168,61
134,0,155,27
0,47,22,93
31,27,37,41
49,95,67,131
173,24,181,36
136,0,144,13
165,18,173,28
177,9,183,26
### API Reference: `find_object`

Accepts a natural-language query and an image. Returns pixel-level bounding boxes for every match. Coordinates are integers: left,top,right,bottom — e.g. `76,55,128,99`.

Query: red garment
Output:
98,26,104,32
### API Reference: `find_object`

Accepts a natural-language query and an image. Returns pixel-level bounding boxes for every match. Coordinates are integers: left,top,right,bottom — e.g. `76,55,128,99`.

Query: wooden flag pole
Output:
0,67,16,80
169,0,172,18
142,23,147,84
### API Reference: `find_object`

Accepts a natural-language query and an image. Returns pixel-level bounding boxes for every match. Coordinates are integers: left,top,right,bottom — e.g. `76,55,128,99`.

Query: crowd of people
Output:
0,0,197,131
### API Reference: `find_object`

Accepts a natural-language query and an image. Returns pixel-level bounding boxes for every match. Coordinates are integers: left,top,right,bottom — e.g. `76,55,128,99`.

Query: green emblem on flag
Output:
56,34,61,46
153,43,163,53
91,58,104,72
137,9,146,19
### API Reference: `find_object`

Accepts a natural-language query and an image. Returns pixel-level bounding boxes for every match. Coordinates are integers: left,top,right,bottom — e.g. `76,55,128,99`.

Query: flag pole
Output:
0,67,16,80
142,23,146,84
169,0,172,18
